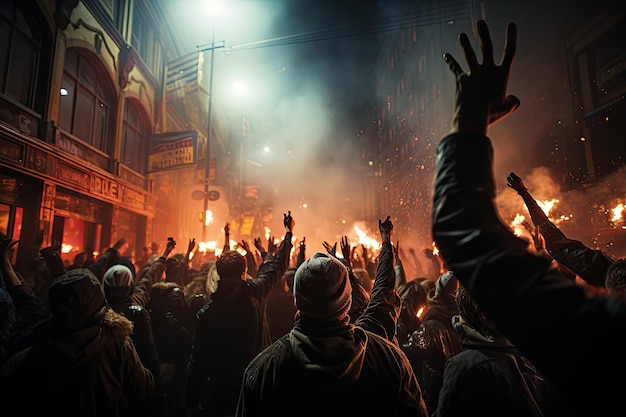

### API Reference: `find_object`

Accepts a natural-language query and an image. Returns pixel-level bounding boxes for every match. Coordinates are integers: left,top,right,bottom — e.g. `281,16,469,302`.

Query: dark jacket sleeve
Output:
516,186,613,287
355,241,401,343
431,132,626,416
547,238,613,287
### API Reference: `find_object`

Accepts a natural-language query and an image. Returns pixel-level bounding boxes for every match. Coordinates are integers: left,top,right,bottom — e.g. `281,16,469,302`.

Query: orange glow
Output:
432,242,439,256
611,203,625,223
198,240,218,253
511,213,526,237
353,225,381,251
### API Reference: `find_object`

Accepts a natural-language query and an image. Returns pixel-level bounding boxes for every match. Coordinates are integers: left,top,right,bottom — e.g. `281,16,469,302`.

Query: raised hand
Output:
378,216,393,243
322,241,337,256
506,172,527,193
112,237,127,251
340,236,351,261
239,239,251,253
444,20,518,134
254,237,265,253
0,232,18,255
393,240,400,258
283,210,295,232
267,236,277,257
187,238,196,254
163,238,176,258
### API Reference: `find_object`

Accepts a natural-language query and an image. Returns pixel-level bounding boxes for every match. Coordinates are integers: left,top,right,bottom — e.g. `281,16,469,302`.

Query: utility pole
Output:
198,31,225,242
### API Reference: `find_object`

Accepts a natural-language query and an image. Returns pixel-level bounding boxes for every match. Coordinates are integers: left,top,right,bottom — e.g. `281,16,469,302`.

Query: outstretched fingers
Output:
459,32,478,71
477,20,494,66
501,22,517,71
444,53,465,77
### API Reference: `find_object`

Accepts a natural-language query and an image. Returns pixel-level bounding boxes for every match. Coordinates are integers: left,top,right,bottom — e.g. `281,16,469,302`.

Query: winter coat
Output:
0,308,154,416
431,131,626,416
402,271,461,415
435,316,559,417
186,232,292,416
235,241,428,416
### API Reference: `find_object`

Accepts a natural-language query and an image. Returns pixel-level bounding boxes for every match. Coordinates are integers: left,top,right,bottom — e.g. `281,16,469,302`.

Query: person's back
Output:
435,286,564,417
236,217,428,417
266,268,297,342
402,271,461,415
0,268,154,417
186,212,294,416
149,281,194,416
103,263,161,390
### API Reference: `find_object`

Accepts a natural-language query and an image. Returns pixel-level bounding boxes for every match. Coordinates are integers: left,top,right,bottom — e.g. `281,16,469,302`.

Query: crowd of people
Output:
1,19,625,417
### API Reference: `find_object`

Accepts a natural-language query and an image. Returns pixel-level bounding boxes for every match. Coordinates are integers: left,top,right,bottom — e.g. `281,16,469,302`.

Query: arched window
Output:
0,0,41,107
122,99,150,174
58,49,114,153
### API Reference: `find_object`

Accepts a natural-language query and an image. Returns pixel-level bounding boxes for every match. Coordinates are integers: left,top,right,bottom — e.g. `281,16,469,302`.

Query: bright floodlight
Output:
230,80,247,99
204,0,226,18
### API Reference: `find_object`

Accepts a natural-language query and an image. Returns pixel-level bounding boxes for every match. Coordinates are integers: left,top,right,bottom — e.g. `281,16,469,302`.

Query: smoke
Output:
165,0,626,260
495,165,626,259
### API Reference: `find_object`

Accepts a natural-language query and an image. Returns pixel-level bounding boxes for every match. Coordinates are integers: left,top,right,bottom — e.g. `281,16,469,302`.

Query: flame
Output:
353,225,381,251
198,241,218,253
536,198,558,215
511,213,526,237
511,198,571,235
432,242,439,256
611,203,625,223
61,243,73,254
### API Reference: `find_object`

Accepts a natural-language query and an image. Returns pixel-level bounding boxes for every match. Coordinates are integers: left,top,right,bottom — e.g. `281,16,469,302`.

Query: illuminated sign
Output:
148,131,197,172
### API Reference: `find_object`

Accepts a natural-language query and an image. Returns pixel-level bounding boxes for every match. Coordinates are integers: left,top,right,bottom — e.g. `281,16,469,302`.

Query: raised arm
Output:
355,216,401,343
433,20,625,415
507,171,612,286
247,211,294,299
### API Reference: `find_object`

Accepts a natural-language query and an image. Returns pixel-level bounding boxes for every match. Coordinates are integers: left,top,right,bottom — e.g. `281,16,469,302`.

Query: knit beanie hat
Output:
103,264,134,287
48,268,106,330
293,252,352,320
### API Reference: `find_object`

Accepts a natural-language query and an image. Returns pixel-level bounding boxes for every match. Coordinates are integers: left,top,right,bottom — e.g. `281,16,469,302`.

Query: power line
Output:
228,2,470,52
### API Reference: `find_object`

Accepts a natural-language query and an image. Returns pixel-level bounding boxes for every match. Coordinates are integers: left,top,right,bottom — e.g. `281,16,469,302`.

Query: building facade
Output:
0,0,231,271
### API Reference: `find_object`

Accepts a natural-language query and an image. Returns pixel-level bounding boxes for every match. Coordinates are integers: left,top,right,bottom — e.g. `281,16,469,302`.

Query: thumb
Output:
489,95,520,125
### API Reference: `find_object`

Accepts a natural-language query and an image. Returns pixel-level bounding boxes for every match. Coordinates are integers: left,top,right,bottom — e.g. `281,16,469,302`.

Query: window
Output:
58,49,114,152
0,0,40,107
122,99,150,174
131,5,163,79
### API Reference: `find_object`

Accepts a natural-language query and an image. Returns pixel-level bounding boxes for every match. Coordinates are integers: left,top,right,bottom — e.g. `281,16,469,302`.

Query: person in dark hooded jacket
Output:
433,19,626,416
434,286,565,417
0,267,154,417
235,216,427,417
402,270,461,415
186,211,294,417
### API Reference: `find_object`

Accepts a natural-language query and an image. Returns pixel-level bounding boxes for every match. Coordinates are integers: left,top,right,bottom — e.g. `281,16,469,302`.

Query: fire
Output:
198,240,218,253
511,213,527,237
611,203,625,224
510,198,571,236
353,225,381,252
536,198,558,216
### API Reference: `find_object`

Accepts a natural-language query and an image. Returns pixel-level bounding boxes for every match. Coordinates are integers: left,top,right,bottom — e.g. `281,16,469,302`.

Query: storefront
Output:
0,124,155,273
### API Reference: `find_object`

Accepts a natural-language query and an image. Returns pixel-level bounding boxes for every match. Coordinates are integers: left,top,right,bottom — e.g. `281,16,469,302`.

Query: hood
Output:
42,308,132,368
289,325,367,384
